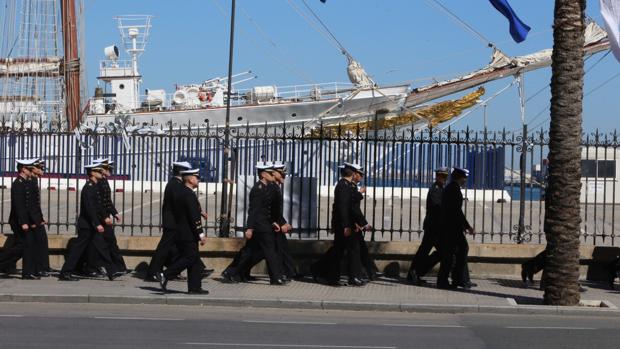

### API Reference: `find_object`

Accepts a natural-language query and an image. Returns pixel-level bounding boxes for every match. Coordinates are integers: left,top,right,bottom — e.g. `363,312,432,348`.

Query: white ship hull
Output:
84,85,409,130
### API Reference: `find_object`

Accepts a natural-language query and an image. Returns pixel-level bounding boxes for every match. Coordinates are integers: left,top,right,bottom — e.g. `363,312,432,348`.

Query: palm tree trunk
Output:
543,0,585,306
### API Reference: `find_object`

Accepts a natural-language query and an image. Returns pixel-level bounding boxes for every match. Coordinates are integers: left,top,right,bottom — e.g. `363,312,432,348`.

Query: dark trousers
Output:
60,227,117,276
409,229,441,278
437,232,468,286
358,233,378,278
236,231,283,283
275,233,297,278
103,225,126,271
34,225,50,272
0,228,37,276
163,240,202,291
312,230,363,283
147,229,177,276
523,250,547,275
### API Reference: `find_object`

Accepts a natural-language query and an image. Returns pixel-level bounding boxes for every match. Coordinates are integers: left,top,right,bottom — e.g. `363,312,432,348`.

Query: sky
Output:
82,0,620,132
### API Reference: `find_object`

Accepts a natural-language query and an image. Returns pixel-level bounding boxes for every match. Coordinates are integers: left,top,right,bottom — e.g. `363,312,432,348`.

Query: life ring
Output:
198,91,213,103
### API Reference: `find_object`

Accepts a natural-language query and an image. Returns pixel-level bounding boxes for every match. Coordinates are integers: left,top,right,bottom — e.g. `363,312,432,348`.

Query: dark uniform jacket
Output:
440,181,471,236
246,180,273,232
78,179,107,230
173,185,204,242
28,177,44,225
331,178,356,231
423,181,443,233
9,176,33,231
161,177,184,230
268,182,286,226
98,177,118,217
351,183,368,228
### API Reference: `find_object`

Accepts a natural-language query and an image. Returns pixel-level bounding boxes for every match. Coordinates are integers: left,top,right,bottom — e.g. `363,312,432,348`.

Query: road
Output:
0,303,619,348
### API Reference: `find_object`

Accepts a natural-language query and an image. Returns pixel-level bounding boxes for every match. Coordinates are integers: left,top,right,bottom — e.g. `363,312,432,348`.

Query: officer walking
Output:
58,163,122,281
234,163,286,285
145,161,192,281
94,158,127,273
407,167,449,286
351,167,379,282
436,167,474,289
156,167,208,294
311,162,364,286
270,162,297,280
0,159,40,279
31,159,52,276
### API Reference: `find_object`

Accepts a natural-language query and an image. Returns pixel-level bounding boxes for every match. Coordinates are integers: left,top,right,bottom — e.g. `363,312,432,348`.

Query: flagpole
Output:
219,0,236,237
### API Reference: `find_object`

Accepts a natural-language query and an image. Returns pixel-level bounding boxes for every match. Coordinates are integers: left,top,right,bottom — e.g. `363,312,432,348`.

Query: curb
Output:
1,293,619,317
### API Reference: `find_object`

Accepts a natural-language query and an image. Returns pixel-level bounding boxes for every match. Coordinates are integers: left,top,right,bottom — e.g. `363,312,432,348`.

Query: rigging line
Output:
300,0,349,56
528,71,620,131
284,0,342,53
520,51,611,130
424,0,493,48
211,0,315,84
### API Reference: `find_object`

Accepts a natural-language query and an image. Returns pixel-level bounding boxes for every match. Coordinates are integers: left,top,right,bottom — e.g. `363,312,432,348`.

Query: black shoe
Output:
58,273,79,281
22,274,41,280
108,271,124,281
37,271,50,278
47,268,60,273
437,281,456,290
188,288,210,295
406,270,417,285
326,280,344,287
243,275,258,282
156,272,168,292
454,281,477,289
201,269,214,278
348,277,366,287
221,273,240,284
144,274,158,282
416,277,428,286
270,278,286,285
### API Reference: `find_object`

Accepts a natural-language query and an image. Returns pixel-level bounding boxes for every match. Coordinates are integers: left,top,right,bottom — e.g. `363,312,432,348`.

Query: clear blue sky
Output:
83,0,619,132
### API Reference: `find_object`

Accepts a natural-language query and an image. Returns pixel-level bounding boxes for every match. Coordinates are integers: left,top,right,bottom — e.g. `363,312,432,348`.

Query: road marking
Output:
506,326,595,330
382,324,466,328
184,344,396,348
0,315,24,318
94,316,183,321
243,320,337,325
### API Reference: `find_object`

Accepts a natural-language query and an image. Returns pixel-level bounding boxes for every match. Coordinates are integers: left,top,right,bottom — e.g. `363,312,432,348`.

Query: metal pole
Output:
219,0,236,237
516,123,528,243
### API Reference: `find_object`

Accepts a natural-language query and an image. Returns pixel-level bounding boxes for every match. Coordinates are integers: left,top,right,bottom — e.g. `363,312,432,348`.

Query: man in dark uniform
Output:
0,159,39,279
145,161,192,281
94,158,127,273
156,168,208,294
437,167,474,289
351,167,379,282
234,164,286,285
58,163,122,281
30,159,52,276
311,162,364,286
407,167,449,286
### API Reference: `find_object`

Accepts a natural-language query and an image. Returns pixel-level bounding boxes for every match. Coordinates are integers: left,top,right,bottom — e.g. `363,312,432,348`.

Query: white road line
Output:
93,316,183,321
243,320,337,325
382,324,466,328
506,326,596,330
184,344,396,349
0,315,24,318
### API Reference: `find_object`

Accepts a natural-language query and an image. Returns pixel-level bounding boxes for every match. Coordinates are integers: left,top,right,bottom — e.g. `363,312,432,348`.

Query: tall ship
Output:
0,2,611,134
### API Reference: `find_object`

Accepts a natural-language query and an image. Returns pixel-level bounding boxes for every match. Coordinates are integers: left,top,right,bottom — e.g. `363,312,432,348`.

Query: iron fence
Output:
0,121,618,245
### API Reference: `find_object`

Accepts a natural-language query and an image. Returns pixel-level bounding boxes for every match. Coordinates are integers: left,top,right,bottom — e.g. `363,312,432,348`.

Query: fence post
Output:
515,123,531,244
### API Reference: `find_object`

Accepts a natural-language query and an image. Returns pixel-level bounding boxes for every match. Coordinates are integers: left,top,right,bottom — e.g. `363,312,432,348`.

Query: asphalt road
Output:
0,303,619,349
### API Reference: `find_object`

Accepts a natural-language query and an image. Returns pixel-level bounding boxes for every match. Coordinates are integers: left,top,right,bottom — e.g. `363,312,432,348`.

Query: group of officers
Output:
0,156,478,293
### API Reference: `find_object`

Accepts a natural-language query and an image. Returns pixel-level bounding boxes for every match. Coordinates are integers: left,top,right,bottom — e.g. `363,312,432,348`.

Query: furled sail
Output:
0,57,62,77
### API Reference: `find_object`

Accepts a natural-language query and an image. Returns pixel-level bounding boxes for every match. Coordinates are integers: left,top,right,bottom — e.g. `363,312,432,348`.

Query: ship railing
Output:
235,82,355,104
98,60,135,77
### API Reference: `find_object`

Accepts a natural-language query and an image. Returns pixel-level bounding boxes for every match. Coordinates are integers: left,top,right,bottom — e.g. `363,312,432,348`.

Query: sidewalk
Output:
2,272,620,317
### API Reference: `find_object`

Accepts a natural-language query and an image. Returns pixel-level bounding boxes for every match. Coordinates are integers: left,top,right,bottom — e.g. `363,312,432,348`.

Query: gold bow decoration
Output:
311,87,485,137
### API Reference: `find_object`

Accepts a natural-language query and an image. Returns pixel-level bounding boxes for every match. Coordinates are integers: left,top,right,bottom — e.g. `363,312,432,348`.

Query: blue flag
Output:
489,0,531,43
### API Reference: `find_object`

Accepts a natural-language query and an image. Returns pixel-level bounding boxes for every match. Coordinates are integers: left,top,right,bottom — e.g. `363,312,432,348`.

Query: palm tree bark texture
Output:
544,0,585,306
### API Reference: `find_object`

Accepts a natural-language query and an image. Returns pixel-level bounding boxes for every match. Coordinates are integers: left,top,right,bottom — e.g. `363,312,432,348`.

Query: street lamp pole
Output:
219,0,236,237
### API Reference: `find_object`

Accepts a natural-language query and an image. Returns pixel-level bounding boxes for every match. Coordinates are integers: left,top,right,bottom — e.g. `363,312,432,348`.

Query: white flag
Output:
601,0,620,62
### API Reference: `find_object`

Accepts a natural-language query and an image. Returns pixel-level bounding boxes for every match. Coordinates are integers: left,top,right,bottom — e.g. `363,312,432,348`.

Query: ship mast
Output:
61,0,81,129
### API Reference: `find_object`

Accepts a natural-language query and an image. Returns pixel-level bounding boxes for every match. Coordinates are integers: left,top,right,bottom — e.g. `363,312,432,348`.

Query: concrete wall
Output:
2,235,618,281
